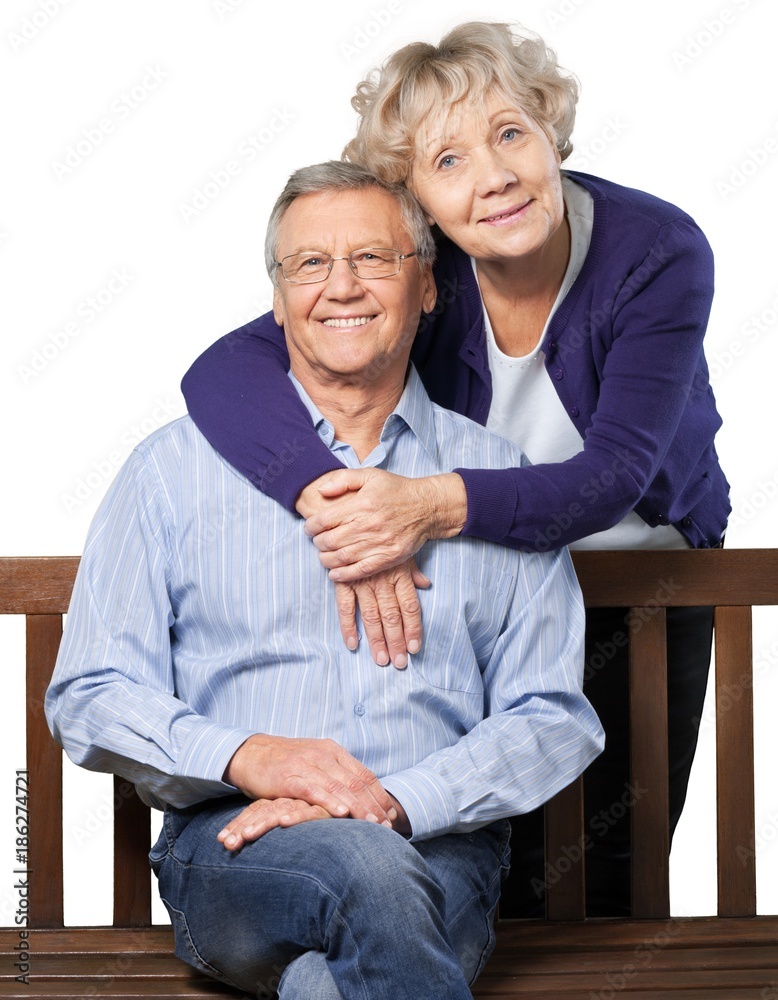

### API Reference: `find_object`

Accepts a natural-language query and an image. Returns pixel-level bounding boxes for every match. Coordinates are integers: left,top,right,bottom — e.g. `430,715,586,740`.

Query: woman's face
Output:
410,90,565,264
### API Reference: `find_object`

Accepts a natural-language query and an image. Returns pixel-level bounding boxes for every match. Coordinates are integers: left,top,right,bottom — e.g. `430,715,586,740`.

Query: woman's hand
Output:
297,468,467,581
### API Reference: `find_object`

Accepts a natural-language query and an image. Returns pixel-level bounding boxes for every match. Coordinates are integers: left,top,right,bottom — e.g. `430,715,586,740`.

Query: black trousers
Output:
501,605,715,917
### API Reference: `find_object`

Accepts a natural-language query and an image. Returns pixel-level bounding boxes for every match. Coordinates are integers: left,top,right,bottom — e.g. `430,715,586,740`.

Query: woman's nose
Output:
473,147,518,198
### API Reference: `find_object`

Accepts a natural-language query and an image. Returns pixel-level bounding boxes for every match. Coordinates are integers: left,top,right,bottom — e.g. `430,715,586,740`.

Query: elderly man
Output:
46,162,603,1000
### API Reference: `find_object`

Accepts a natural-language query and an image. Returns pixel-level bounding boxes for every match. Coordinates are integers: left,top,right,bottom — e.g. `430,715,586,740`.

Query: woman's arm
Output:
181,311,343,508
304,216,721,569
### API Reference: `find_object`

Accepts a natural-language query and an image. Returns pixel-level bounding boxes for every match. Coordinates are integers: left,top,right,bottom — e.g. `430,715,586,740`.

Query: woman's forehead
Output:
413,91,532,155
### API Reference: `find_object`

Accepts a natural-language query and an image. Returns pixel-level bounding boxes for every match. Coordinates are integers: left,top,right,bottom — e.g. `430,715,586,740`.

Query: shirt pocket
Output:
411,557,516,694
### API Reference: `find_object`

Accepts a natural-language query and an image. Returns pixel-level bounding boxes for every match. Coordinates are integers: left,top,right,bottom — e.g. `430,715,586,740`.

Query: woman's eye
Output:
501,128,521,143
437,154,457,170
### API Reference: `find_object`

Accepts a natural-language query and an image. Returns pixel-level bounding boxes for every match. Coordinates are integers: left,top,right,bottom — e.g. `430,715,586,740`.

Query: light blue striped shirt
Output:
46,367,603,840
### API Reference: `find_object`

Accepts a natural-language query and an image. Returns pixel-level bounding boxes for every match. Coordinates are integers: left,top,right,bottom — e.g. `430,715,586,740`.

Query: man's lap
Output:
150,795,510,997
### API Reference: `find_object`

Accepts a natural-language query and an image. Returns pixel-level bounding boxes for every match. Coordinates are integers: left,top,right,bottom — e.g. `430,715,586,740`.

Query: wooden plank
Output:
113,779,152,928
480,915,778,950
629,608,670,918
715,605,757,917
0,927,175,954
26,615,64,929
571,549,778,608
1,982,234,998
0,559,79,615
543,777,585,921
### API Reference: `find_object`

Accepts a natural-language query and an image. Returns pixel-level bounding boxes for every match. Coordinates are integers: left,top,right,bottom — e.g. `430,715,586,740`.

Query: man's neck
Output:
292,367,406,462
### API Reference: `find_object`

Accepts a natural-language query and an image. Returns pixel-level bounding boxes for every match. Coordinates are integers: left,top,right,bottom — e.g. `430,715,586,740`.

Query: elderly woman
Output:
181,22,729,916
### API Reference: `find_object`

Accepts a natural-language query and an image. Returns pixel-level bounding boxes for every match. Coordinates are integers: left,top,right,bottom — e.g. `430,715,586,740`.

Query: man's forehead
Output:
277,188,407,251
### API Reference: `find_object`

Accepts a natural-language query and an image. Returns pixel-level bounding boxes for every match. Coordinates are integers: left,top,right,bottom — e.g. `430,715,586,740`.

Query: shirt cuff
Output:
454,468,519,545
383,765,458,842
175,719,256,791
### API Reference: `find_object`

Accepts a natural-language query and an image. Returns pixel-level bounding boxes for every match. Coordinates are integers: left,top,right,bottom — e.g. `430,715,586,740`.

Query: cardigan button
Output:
554,369,564,380
570,406,580,417
682,516,693,528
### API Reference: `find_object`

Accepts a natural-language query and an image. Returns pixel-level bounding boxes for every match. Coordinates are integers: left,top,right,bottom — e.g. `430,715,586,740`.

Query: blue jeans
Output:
150,795,510,999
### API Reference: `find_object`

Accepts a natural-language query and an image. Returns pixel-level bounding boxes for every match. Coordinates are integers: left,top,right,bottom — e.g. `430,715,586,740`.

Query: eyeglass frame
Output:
275,247,419,284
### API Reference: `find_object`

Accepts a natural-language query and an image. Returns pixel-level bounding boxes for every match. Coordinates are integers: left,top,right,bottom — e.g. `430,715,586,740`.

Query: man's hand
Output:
299,468,467,583
223,734,398,826
218,797,331,851
334,559,430,668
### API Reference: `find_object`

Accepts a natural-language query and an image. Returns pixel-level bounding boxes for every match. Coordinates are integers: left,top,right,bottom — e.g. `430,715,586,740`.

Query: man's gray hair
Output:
265,160,436,285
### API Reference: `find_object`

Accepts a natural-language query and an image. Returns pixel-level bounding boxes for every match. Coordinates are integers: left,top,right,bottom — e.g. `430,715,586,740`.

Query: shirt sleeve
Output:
181,312,344,512
382,545,605,841
44,448,256,809
456,217,718,550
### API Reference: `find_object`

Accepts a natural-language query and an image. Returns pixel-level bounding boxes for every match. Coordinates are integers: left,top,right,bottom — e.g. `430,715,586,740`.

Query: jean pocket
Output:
162,899,242,990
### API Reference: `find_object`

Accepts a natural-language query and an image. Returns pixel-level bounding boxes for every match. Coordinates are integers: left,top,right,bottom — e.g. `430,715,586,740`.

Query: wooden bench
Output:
1,550,777,998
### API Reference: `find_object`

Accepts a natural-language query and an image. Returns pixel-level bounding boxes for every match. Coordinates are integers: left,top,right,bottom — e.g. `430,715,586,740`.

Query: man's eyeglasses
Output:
276,248,418,284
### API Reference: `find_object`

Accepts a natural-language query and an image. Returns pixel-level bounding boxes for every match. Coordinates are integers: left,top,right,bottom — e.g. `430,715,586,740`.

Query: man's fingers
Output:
367,575,408,669
218,798,331,850
353,582,390,666
334,582,359,652
394,564,424,657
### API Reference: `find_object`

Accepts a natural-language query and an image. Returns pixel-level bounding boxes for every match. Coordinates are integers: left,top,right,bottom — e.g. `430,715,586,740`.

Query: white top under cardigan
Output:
474,175,688,551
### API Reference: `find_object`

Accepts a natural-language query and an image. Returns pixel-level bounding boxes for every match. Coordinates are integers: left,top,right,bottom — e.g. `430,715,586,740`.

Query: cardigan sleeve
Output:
181,311,344,512
456,216,718,550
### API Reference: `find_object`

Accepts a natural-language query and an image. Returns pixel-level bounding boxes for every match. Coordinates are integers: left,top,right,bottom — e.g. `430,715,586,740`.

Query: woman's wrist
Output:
423,473,467,540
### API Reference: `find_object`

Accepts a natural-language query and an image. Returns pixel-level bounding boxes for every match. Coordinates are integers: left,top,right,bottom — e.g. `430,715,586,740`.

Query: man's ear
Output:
272,287,285,328
421,268,437,315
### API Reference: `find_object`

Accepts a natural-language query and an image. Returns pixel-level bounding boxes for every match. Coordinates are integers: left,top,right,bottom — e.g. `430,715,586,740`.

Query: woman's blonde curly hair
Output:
343,21,579,186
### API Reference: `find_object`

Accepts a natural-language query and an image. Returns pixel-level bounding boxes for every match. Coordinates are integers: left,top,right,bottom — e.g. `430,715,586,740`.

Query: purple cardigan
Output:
181,170,729,551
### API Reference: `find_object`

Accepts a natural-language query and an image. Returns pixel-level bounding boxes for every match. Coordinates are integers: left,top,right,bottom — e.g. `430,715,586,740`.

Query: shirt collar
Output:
288,365,438,464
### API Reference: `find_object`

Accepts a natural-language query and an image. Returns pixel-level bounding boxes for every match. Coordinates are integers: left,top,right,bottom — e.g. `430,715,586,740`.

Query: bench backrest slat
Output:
26,614,65,928
715,605,756,916
4,550,778,928
629,607,671,918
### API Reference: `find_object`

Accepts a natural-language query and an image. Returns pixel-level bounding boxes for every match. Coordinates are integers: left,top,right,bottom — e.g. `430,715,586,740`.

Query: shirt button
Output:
554,368,564,380
570,406,579,417
354,704,365,717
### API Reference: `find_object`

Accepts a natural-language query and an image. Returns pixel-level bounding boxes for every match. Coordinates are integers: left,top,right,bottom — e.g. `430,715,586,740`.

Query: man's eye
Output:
301,257,324,268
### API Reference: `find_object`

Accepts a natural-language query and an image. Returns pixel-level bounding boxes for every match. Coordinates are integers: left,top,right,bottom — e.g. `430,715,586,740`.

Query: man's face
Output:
273,187,436,387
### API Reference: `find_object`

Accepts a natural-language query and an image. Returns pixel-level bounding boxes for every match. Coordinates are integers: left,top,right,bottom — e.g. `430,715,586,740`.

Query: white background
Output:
1,0,777,926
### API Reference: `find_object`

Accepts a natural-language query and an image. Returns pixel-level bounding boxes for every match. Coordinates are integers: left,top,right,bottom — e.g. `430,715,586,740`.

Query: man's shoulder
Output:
427,402,527,472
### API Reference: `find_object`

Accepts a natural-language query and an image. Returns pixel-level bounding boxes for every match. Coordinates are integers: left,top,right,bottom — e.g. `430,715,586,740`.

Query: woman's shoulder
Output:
563,169,704,234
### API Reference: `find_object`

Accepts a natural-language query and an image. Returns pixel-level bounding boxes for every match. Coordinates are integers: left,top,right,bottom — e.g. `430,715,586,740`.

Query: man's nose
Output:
324,257,365,296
